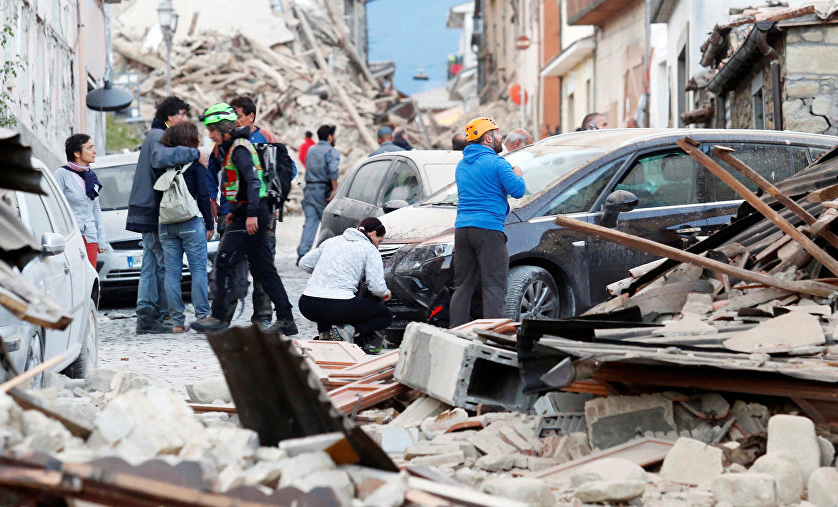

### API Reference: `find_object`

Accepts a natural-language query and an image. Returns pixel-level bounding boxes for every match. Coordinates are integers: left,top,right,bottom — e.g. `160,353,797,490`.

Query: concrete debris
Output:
660,437,723,486
575,479,646,504
807,467,838,506
185,377,231,404
766,414,822,480
749,454,803,505
711,473,777,507
817,435,835,466
480,478,556,507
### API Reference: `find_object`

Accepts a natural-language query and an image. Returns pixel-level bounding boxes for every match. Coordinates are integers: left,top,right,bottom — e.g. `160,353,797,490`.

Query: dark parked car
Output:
379,128,835,338
315,151,463,245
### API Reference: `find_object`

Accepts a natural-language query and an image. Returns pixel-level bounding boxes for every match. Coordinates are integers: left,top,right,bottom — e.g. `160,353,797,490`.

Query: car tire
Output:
62,301,99,379
504,266,561,321
23,327,45,389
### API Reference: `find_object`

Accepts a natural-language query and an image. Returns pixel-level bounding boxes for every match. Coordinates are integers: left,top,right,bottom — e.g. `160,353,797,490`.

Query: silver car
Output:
93,152,219,295
0,159,100,385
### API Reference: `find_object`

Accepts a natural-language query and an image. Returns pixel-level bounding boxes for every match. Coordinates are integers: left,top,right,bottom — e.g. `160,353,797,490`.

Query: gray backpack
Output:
154,166,199,224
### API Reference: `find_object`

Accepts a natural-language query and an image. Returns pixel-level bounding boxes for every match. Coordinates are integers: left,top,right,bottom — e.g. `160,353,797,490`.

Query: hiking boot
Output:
362,343,383,355
190,316,228,333
331,325,355,343
267,319,298,336
136,310,171,335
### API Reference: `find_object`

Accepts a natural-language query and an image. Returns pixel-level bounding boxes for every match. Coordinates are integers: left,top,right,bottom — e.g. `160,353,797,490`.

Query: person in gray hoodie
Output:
126,96,207,334
298,217,392,354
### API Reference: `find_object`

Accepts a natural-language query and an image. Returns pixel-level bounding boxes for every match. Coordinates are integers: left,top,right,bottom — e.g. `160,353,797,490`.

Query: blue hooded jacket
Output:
455,144,526,232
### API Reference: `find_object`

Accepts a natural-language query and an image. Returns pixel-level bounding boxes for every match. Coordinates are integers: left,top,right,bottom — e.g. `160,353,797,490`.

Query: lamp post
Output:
157,1,179,96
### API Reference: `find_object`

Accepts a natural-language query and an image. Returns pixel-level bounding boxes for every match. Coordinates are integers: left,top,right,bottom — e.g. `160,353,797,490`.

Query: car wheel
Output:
62,301,99,379
24,328,45,389
504,266,561,321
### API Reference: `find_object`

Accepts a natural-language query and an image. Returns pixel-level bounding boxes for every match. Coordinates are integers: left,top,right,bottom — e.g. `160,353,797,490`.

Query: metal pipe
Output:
165,31,172,96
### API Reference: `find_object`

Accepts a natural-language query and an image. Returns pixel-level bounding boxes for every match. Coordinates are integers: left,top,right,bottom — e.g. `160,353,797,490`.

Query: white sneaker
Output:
331,325,355,343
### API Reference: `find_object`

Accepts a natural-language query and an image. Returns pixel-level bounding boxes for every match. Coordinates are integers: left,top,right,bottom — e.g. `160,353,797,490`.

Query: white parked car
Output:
0,159,100,385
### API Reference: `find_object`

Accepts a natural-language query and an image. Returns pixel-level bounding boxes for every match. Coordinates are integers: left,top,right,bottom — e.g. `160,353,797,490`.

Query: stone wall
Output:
781,24,838,135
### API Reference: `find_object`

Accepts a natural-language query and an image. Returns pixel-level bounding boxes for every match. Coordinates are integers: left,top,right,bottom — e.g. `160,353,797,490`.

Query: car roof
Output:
529,128,836,154
92,151,140,169
365,150,464,165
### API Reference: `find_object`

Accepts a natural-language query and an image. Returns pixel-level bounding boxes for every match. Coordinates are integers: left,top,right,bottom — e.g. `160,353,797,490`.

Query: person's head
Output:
581,112,608,131
229,96,257,129
503,128,532,152
305,131,313,139
317,124,337,146
358,217,386,247
200,103,238,146
155,96,191,126
377,126,393,145
465,117,502,153
451,133,467,151
65,134,95,165
161,122,201,149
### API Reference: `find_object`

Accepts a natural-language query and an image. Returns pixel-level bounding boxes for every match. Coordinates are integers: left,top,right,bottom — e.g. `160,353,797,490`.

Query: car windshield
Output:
424,163,458,192
423,148,605,206
95,164,135,211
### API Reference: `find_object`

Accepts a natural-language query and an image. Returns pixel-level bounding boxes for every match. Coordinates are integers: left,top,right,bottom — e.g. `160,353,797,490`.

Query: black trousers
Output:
298,294,392,336
211,203,293,321
449,227,509,328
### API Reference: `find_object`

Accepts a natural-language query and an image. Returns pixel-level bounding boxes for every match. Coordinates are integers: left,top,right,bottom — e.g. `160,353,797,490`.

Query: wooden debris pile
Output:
113,0,399,173
523,137,838,423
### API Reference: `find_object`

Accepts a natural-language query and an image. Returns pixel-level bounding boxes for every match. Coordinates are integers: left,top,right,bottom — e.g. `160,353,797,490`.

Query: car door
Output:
18,191,75,358
380,159,423,209
586,148,710,302
40,173,88,347
702,143,807,233
333,158,393,232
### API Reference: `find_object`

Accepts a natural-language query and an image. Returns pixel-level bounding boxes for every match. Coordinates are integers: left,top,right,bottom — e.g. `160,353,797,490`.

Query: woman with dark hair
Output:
55,134,106,267
153,122,214,333
298,217,393,353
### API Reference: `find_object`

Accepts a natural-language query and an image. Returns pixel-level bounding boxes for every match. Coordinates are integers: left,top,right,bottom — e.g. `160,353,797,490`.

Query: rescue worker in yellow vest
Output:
191,103,298,335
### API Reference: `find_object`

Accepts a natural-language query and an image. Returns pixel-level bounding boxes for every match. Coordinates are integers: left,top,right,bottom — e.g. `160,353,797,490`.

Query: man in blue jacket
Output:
449,117,526,328
127,96,206,334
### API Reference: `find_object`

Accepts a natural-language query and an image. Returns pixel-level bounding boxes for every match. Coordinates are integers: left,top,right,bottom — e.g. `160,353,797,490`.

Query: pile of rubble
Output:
113,0,403,173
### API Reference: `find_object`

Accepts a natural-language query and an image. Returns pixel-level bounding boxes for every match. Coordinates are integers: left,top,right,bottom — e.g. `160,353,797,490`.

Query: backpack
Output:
153,166,199,224
252,142,295,221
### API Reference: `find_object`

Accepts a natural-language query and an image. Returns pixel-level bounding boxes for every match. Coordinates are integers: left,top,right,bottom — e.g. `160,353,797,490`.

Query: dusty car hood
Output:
378,205,457,244
101,209,141,245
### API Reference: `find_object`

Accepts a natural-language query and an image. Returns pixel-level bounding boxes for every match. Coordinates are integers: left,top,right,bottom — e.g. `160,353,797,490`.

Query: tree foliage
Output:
0,22,25,128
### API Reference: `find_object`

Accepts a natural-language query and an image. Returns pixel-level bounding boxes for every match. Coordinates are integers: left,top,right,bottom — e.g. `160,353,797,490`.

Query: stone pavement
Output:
98,215,318,397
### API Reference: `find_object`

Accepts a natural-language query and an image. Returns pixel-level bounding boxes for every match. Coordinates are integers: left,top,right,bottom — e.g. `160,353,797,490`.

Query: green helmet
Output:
199,103,237,126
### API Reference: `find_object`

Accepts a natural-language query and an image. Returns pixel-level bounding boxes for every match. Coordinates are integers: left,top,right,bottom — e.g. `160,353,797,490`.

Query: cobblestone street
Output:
98,215,316,397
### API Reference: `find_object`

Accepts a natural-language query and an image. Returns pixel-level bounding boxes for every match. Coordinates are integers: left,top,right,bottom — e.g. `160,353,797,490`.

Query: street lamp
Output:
157,0,179,96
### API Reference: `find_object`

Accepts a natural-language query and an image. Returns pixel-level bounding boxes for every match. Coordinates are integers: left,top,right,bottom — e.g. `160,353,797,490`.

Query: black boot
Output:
136,309,171,335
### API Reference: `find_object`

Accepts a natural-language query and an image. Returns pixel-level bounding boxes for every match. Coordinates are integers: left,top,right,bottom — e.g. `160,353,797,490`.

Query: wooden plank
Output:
0,354,65,392
713,146,838,249
528,438,674,488
293,340,367,365
806,183,838,203
452,319,513,334
553,215,836,298
328,350,399,380
679,138,838,277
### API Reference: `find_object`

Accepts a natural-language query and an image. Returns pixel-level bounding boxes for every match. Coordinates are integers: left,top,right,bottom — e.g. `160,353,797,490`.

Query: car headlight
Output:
394,237,454,275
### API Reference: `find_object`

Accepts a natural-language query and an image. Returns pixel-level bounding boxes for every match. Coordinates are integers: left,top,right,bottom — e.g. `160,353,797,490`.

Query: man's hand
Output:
246,216,259,235
326,190,336,202
225,214,234,225
198,152,209,168
206,230,215,241
210,199,218,220
97,248,105,253
512,165,523,176
382,290,392,302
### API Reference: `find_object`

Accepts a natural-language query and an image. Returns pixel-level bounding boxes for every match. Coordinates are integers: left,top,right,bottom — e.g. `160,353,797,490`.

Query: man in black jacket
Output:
191,103,297,335
127,96,207,334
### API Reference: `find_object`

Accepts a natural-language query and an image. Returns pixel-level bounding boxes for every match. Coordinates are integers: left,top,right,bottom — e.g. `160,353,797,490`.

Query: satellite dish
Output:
86,80,134,112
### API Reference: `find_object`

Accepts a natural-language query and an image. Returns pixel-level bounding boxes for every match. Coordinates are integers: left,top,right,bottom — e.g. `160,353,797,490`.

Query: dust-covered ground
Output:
97,214,318,397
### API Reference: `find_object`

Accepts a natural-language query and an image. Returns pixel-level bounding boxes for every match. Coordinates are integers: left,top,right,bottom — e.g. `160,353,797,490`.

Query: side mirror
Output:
41,232,66,256
600,190,639,228
383,199,409,213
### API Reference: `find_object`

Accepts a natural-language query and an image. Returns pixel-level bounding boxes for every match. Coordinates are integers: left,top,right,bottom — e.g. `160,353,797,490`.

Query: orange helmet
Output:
465,117,499,142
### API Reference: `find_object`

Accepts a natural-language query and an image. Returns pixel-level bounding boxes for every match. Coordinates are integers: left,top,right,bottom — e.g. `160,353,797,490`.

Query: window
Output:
792,147,811,173
23,193,55,240
545,157,626,215
752,74,765,129
615,152,700,208
96,164,136,211
345,160,391,205
381,162,421,204
41,179,73,235
706,144,793,202
811,148,830,164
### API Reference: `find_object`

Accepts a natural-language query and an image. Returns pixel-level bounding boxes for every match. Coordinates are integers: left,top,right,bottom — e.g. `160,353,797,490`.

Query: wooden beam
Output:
712,146,838,250
679,138,838,277
322,0,380,90
806,183,838,203
292,4,379,152
552,215,836,298
0,354,65,393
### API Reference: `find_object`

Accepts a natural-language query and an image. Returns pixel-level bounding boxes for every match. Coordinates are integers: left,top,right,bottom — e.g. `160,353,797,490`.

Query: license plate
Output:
128,256,142,269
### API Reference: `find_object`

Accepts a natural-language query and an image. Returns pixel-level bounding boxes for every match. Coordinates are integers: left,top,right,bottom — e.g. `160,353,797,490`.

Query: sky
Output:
367,0,464,96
